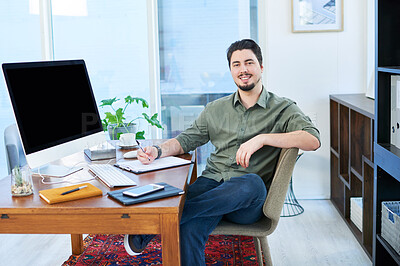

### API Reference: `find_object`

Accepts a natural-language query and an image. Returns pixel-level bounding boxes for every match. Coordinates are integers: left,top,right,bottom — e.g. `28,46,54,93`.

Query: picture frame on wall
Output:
292,0,343,33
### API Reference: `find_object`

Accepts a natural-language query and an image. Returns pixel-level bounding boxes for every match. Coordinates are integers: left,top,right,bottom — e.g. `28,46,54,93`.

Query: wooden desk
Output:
0,146,196,266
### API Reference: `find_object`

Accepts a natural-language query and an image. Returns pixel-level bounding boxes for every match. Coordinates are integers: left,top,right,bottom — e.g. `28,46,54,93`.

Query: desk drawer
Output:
0,213,160,234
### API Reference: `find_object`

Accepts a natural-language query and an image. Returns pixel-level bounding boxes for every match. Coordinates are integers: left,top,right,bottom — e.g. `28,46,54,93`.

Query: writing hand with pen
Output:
136,140,157,165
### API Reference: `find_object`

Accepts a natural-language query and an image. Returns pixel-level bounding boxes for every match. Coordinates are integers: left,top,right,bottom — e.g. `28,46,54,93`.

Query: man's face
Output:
230,49,263,92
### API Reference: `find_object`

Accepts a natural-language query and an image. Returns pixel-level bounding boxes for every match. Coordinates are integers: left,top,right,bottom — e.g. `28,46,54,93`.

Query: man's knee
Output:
244,173,264,186
232,173,265,189
229,174,267,202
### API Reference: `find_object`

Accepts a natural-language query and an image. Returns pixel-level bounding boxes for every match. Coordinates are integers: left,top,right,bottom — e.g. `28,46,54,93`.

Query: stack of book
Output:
350,197,363,232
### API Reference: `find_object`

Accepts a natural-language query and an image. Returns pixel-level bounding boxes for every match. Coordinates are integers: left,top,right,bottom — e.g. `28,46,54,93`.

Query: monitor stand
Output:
33,164,83,178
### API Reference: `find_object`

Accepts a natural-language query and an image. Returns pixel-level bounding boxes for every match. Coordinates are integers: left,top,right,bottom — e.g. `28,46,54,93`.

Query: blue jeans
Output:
137,173,267,265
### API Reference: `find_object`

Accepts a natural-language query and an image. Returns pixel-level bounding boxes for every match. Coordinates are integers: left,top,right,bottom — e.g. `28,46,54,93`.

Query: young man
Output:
124,39,320,265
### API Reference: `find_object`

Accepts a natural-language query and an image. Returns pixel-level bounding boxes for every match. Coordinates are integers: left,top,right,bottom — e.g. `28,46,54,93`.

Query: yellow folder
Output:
39,183,103,204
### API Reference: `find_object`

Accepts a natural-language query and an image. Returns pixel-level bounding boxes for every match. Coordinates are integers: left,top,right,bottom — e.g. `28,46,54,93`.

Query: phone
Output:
123,184,165,198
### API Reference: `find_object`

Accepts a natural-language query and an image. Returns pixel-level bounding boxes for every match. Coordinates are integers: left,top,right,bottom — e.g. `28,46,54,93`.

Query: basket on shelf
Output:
381,201,400,255
350,197,363,232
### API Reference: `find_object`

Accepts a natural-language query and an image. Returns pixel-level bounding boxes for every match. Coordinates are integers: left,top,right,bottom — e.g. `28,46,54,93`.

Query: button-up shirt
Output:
175,87,320,188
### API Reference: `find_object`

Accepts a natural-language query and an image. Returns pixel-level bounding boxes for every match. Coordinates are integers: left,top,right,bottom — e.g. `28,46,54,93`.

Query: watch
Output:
153,145,162,160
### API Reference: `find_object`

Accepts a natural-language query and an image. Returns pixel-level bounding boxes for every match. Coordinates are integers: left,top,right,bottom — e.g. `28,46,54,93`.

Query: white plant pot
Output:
107,123,137,140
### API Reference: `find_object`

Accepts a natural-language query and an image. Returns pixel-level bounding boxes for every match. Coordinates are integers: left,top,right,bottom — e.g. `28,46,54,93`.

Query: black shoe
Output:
124,234,146,256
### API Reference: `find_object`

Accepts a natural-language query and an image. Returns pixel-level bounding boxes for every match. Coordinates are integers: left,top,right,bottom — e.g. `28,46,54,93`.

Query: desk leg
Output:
71,234,83,255
161,214,181,266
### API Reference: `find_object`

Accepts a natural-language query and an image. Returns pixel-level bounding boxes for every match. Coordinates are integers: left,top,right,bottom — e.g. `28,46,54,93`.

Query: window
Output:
0,1,41,177
52,0,152,138
158,0,258,172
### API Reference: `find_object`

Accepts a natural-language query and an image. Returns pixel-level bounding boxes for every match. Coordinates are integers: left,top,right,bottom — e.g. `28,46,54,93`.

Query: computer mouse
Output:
123,150,137,159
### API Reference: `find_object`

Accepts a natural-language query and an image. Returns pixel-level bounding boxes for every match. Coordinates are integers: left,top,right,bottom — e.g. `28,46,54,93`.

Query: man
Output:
124,39,320,265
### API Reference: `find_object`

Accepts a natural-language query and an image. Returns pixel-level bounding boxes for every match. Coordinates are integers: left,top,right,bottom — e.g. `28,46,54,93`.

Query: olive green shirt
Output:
175,87,320,188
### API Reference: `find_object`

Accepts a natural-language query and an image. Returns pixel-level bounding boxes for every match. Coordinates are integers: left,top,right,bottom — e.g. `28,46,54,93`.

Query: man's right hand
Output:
136,138,185,165
136,146,157,164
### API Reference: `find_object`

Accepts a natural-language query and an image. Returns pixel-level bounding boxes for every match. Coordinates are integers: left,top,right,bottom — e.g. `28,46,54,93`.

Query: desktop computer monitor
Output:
2,59,106,177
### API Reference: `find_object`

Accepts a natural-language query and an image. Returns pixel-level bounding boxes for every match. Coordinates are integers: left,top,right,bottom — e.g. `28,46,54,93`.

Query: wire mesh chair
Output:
281,152,304,217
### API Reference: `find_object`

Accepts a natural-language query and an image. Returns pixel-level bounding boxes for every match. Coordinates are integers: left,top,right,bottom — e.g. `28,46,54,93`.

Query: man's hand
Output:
136,138,185,165
137,146,157,164
236,135,264,168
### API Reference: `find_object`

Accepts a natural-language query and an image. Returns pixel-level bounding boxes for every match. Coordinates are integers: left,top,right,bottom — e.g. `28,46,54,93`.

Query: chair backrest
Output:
4,123,27,174
263,148,299,232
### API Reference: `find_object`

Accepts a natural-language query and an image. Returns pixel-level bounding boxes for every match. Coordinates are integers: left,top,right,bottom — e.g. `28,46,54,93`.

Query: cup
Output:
11,165,34,196
119,133,136,146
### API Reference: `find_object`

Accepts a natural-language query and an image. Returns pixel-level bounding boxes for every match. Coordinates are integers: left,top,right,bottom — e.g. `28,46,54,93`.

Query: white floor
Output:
0,200,372,266
269,200,371,266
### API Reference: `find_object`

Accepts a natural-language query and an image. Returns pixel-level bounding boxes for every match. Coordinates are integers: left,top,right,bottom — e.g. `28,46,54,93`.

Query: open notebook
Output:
114,156,192,174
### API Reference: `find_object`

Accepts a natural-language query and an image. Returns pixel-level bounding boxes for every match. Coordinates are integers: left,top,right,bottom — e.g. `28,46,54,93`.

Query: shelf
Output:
344,217,372,260
375,1,400,264
330,94,374,119
351,109,373,174
350,167,363,182
330,94,374,260
330,100,339,152
339,174,350,188
345,216,363,241
376,235,400,265
374,143,400,182
331,147,339,158
362,155,374,168
377,67,400,74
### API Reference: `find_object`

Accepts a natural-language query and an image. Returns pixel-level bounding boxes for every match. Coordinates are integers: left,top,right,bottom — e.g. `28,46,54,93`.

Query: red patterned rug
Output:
62,234,262,265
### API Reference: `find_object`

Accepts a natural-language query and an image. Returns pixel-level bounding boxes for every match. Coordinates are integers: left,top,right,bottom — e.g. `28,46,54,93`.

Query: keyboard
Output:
88,164,137,188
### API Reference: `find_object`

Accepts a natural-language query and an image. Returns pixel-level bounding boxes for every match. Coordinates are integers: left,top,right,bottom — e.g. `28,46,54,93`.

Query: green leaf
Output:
136,130,145,139
142,113,164,129
101,119,108,131
104,112,118,124
115,108,125,124
125,96,149,108
99,97,119,107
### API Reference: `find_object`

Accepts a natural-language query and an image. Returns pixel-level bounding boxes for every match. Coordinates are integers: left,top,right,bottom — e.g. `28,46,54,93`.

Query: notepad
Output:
114,156,192,174
39,183,103,204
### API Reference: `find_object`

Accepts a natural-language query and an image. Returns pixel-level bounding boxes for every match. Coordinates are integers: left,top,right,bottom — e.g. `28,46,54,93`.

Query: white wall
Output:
261,0,367,199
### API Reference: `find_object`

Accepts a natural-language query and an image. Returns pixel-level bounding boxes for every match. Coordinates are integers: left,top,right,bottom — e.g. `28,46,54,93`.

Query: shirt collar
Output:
233,86,269,109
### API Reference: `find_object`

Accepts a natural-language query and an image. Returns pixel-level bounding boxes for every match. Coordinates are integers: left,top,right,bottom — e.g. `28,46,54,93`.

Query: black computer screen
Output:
2,60,103,155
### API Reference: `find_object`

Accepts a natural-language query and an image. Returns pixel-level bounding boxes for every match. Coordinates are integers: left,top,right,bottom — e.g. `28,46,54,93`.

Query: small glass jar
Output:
11,165,34,196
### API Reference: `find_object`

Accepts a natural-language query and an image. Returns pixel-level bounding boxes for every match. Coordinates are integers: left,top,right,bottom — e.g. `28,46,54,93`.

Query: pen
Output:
61,185,88,195
136,140,151,161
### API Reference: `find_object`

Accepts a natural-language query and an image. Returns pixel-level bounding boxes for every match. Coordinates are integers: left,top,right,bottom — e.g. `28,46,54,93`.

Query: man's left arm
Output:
259,130,320,151
236,103,320,168
236,131,320,168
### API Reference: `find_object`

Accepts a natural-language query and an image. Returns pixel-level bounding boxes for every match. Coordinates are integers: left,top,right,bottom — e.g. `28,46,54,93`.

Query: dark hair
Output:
226,39,263,68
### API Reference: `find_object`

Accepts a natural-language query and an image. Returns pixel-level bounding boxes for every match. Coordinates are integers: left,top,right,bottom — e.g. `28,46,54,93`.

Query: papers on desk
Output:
114,156,192,174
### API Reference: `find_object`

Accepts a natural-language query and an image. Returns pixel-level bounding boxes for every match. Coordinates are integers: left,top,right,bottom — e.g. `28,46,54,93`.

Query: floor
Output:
0,200,372,266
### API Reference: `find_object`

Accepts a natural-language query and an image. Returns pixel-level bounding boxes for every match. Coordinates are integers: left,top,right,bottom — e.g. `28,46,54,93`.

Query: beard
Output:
237,82,256,91
235,76,261,92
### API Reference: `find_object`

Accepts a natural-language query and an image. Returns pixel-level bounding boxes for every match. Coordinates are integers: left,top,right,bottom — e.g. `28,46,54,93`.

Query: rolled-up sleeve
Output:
175,105,211,153
284,103,321,144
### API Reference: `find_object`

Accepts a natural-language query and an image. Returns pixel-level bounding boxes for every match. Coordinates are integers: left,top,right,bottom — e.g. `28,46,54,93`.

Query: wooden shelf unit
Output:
375,1,400,265
330,93,375,259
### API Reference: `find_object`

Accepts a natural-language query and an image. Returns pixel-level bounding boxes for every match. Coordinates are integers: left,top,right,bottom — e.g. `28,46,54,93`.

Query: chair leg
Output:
253,237,264,266
259,236,273,266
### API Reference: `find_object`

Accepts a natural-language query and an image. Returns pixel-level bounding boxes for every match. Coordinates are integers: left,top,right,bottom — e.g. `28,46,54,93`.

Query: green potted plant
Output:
100,95,163,140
